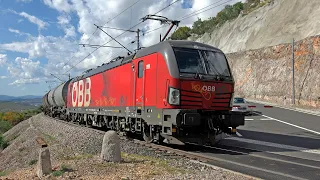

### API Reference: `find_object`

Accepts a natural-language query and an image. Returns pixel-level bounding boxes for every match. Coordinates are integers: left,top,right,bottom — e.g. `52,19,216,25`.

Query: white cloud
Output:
8,28,31,36
0,54,7,66
57,14,70,24
57,14,76,38
0,76,7,79
43,0,73,13
0,35,76,59
9,78,41,86
8,28,20,34
7,57,46,86
12,10,48,29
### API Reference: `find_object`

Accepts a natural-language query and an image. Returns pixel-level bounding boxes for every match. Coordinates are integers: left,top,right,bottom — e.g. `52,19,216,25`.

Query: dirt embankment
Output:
0,114,252,180
226,35,320,109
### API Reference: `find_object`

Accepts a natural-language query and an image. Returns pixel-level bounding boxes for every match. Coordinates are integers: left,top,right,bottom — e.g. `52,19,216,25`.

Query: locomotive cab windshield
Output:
173,47,232,81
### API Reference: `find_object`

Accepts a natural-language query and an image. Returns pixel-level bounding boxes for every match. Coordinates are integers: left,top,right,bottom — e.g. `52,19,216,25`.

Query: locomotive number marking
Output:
72,77,91,107
202,85,216,92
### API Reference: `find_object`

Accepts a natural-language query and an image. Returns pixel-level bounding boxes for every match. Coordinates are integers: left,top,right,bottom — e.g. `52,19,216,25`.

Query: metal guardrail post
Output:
292,38,295,105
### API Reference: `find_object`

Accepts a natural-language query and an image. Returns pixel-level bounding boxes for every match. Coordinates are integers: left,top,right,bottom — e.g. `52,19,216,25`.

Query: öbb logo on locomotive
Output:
72,77,91,107
202,85,215,92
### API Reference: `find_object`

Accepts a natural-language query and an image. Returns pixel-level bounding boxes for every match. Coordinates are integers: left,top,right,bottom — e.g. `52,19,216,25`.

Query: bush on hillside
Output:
170,0,273,39
0,120,12,134
170,26,192,40
0,134,8,150
0,106,42,127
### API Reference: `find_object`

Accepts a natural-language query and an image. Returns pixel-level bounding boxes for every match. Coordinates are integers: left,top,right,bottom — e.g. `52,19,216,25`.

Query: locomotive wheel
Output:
143,123,153,143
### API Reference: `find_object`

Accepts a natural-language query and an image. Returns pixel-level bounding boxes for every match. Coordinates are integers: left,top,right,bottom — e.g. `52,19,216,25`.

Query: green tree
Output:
170,26,192,40
191,18,206,35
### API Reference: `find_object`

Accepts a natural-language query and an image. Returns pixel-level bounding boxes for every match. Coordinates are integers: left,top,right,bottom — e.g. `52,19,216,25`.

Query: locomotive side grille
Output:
179,90,232,110
211,93,232,108
180,90,202,108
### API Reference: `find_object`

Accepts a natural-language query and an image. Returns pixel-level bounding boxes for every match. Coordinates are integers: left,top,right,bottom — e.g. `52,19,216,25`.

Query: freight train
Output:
42,40,245,146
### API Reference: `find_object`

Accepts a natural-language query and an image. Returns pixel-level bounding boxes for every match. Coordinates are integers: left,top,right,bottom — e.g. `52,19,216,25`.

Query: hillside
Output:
170,0,320,109
188,0,320,53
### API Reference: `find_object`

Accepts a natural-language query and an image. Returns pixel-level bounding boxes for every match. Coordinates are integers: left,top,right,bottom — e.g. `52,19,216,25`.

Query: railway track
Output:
44,114,320,180
44,114,225,163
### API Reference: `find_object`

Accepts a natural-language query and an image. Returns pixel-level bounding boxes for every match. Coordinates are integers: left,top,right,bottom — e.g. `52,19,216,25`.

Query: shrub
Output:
0,120,12,134
0,134,9,150
170,0,271,40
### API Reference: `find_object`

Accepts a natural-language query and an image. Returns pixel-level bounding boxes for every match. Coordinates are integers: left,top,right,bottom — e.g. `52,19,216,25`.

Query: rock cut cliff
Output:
191,0,320,109
191,0,320,54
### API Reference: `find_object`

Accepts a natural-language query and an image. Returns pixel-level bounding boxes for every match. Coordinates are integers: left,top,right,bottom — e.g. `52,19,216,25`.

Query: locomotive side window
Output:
138,60,144,78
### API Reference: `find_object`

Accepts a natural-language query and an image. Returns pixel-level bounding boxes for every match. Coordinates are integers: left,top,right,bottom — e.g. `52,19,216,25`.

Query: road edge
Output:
246,98,320,117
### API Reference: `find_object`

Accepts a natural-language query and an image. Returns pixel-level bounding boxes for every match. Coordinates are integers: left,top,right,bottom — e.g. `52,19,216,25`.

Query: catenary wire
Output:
65,0,182,73
180,0,234,21
60,0,142,71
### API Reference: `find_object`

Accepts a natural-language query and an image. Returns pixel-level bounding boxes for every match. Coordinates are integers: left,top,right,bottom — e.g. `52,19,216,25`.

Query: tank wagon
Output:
43,40,245,145
43,79,72,119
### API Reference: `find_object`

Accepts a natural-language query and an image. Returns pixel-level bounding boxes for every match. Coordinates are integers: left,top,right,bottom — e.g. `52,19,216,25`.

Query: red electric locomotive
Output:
43,40,245,145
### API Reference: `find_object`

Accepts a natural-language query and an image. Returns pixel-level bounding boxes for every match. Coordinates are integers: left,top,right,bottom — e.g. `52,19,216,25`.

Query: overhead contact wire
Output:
66,0,181,73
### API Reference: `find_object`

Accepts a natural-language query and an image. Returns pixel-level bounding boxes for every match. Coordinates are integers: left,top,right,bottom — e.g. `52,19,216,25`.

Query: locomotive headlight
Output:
230,93,234,107
168,87,180,105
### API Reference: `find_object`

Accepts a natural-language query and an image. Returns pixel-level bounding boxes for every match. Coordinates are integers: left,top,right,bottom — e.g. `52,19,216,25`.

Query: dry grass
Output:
0,152,188,180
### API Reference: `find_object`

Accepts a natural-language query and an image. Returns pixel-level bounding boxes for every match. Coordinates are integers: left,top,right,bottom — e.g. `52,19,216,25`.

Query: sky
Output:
0,0,243,96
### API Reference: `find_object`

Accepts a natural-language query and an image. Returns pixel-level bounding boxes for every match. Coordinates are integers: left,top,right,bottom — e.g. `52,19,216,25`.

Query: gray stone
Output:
37,148,52,178
100,130,121,162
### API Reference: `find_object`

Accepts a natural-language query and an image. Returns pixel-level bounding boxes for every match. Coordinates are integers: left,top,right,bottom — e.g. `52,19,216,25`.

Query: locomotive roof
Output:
72,40,223,81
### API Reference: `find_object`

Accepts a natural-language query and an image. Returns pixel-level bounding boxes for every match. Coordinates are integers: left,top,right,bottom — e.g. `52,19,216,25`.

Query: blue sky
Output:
0,0,241,96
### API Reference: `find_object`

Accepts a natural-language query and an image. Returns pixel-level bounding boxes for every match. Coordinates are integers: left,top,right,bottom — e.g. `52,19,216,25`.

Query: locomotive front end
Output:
160,41,245,145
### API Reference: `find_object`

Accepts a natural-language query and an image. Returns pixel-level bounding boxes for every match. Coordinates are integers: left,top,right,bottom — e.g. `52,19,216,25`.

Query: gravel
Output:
0,113,256,180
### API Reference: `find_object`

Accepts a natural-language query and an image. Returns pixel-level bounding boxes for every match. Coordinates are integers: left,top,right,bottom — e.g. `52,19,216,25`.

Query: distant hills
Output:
0,95,42,101
0,95,42,110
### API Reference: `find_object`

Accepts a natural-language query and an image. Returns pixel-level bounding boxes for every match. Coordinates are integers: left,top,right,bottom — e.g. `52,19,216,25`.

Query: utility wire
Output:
60,0,142,71
65,22,143,73
143,25,169,35
65,0,180,73
87,0,142,43
154,0,181,15
180,0,233,21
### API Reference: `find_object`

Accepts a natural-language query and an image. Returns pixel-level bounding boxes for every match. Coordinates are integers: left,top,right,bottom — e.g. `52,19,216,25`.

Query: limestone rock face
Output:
100,130,121,162
37,148,52,178
226,35,320,108
194,0,320,54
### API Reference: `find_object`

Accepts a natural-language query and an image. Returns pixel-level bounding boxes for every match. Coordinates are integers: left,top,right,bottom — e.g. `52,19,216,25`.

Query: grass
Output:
0,120,12,134
52,164,73,177
29,159,37,166
0,171,7,176
63,153,93,160
121,152,187,174
41,133,57,145
0,134,9,150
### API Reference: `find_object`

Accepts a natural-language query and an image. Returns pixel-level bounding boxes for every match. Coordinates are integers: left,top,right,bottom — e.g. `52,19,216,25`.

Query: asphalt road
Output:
200,101,320,180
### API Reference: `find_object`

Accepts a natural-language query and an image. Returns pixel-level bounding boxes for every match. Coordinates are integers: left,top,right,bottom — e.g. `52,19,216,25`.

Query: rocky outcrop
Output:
191,0,320,54
37,148,52,178
100,130,121,162
226,35,320,108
